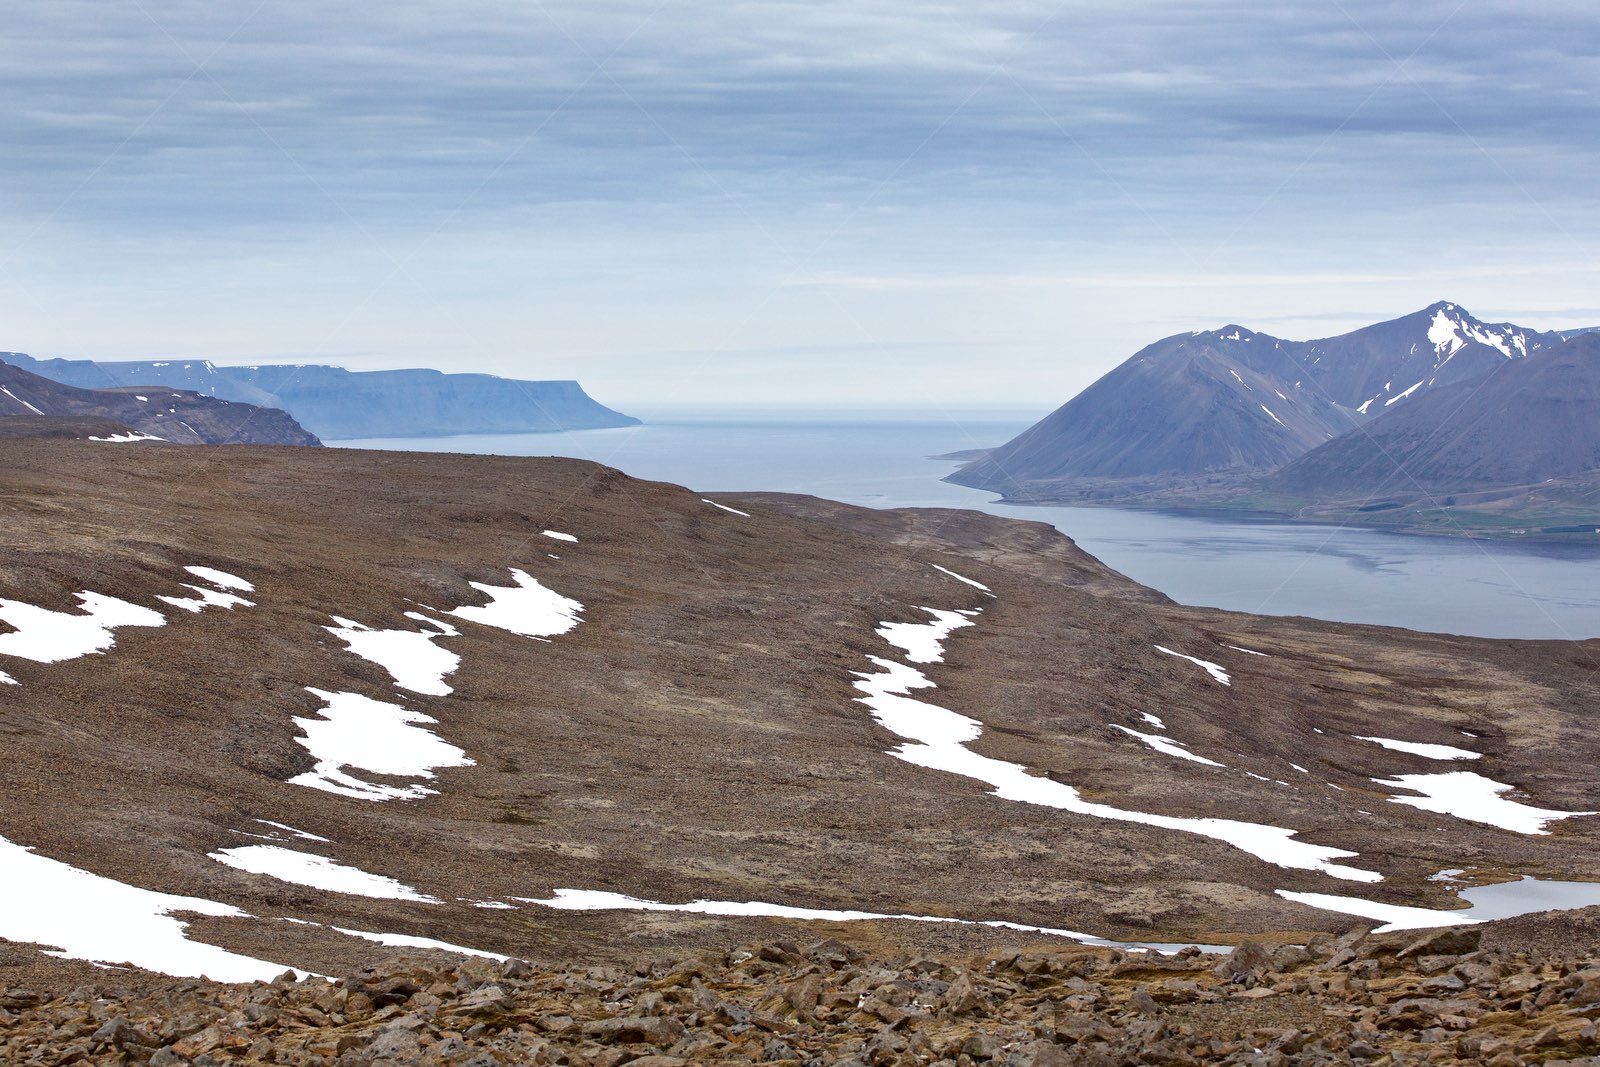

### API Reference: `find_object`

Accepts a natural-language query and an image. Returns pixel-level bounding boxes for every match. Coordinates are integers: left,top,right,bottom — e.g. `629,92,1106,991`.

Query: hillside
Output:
1248,334,1600,534
3,352,640,439
950,303,1590,503
0,360,320,446
0,439,1597,1008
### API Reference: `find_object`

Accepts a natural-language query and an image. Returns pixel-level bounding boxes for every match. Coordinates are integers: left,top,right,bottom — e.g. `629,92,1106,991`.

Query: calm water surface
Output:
337,412,1600,640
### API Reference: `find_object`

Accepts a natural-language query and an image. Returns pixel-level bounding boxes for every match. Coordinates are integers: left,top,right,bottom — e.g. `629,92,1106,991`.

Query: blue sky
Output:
3,1,1598,410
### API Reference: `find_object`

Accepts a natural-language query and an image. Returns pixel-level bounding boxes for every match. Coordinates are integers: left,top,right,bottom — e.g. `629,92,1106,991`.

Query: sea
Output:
335,409,1600,641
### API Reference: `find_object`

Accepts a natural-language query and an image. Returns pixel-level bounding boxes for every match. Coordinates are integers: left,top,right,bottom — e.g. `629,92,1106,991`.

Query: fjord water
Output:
337,411,1600,640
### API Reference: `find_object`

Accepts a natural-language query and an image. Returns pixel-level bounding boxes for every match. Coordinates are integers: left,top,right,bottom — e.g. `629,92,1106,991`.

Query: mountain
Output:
0,359,320,445
1258,333,1600,527
2,353,640,439
1,439,1598,1000
950,303,1590,502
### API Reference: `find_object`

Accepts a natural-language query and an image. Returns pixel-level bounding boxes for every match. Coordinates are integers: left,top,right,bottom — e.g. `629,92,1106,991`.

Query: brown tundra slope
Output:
0,439,1598,998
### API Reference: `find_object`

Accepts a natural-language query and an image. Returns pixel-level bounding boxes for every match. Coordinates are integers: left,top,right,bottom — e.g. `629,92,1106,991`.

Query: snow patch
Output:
325,613,460,696
288,688,473,802
1259,404,1285,427
1,385,45,414
701,498,751,517
518,889,1217,954
448,569,583,639
1373,770,1595,835
87,432,165,443
853,616,1376,882
158,584,253,614
877,608,975,664
542,530,577,542
1354,735,1480,761
1110,724,1225,767
330,926,506,961
930,564,994,595
0,832,300,983
1384,380,1424,406
0,591,166,663
186,566,253,592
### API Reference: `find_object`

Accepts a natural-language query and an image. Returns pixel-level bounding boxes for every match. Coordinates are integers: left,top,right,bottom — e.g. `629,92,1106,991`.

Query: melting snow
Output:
0,671,15,685
0,591,166,663
877,608,975,664
542,530,577,542
1258,404,1286,427
1224,644,1268,657
325,613,460,696
0,833,299,983
88,432,165,443
853,614,1376,882
1355,735,1480,761
448,569,583,639
1372,771,1595,835
1228,369,1251,388
288,688,473,802
211,845,439,902
1141,713,1165,729
1154,646,1231,685
1110,724,1224,767
1356,397,1376,415
701,498,751,517
930,564,994,595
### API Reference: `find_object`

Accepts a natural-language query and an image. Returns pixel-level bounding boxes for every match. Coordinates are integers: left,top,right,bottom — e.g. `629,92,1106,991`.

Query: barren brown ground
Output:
0,439,1597,991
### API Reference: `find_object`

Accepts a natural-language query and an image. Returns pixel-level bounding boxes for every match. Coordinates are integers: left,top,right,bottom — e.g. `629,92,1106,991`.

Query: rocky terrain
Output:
0,361,320,446
6,923,1600,1065
2,352,639,440
1,440,1599,1061
948,304,1600,536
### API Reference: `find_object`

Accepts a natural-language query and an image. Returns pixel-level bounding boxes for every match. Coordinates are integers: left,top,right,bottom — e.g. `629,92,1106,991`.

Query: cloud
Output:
1,1,1597,405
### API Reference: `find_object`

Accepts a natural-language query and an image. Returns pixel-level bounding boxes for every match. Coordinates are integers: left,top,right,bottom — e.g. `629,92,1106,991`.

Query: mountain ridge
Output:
948,303,1600,534
2,352,640,439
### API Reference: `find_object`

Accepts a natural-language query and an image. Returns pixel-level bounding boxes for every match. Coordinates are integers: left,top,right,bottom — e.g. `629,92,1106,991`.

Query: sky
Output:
3,1,1599,412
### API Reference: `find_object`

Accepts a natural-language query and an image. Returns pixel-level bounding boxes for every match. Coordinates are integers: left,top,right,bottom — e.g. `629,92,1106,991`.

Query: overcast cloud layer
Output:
3,1,1598,409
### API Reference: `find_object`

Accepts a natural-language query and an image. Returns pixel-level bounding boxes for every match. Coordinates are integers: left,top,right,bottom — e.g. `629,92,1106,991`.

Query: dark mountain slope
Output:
1270,332,1600,497
4,353,640,439
0,360,320,445
948,327,1360,498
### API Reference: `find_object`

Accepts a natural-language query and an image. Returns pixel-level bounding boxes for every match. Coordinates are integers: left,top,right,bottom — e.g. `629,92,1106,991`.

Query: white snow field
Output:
701,498,751,517
875,608,975,664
